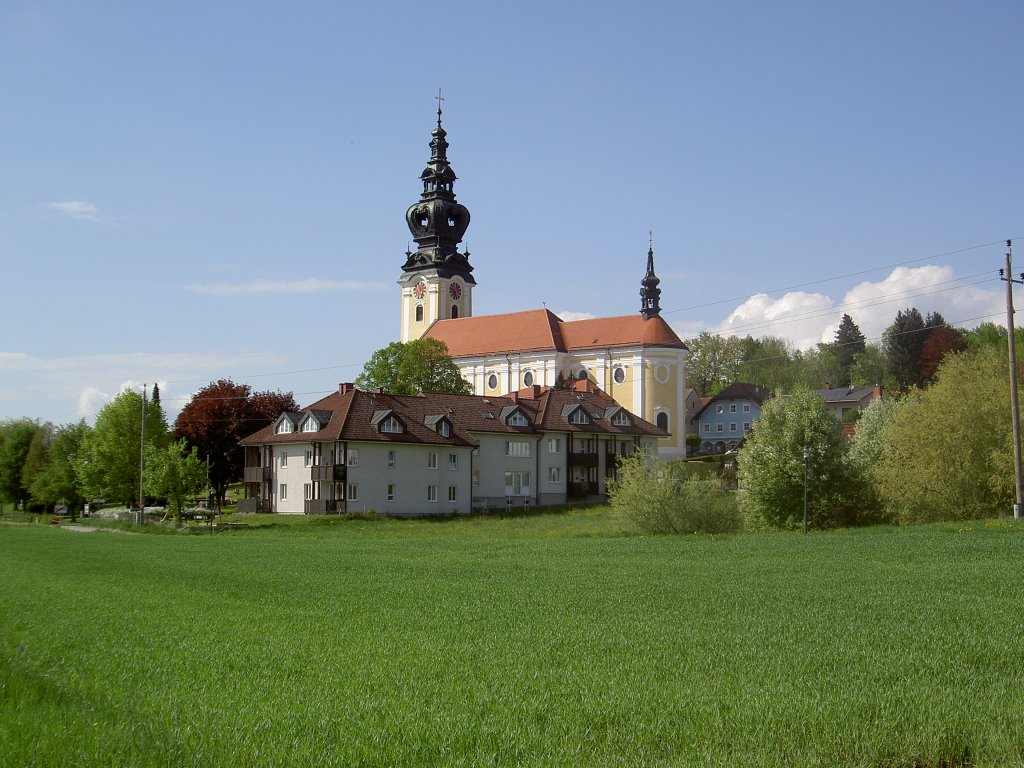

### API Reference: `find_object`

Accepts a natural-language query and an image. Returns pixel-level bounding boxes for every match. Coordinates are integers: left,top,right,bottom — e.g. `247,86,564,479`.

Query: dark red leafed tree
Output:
174,380,298,508
920,325,966,383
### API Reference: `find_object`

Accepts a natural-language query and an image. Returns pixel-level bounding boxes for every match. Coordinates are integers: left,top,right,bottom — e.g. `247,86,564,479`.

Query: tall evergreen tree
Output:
833,314,866,382
883,307,927,390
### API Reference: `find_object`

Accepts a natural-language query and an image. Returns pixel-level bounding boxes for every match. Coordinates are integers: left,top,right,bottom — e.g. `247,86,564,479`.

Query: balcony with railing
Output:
237,498,271,514
310,463,345,483
243,466,272,483
568,451,599,468
568,481,599,497
304,499,342,515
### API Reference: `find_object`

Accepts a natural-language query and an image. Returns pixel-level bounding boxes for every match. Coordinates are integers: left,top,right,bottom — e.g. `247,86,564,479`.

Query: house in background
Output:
692,383,773,455
239,381,667,516
812,384,883,422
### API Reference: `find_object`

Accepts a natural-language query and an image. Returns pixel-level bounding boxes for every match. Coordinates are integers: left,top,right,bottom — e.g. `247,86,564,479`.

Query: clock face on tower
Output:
413,282,426,300
448,282,462,300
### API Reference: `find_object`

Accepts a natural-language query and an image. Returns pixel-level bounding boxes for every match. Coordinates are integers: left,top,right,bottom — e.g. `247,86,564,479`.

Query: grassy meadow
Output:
1,509,1022,767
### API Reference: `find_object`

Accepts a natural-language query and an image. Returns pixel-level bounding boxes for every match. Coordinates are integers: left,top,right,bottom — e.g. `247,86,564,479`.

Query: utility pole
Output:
139,383,147,525
1000,242,1023,519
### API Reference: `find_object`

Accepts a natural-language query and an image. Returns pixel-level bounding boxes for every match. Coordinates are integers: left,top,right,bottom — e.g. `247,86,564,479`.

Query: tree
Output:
77,389,168,506
832,314,866,382
882,307,927,390
871,345,1016,523
919,325,965,383
174,380,298,509
738,387,861,529
0,419,41,510
684,332,741,395
30,421,90,520
850,343,890,390
608,449,741,534
846,397,901,524
735,335,799,392
356,338,471,396
144,439,206,523
21,422,53,511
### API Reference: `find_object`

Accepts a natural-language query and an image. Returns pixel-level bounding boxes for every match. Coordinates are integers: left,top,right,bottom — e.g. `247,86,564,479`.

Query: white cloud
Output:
556,310,597,322
185,278,387,296
716,291,835,350
700,265,1003,350
837,265,1003,342
44,201,100,221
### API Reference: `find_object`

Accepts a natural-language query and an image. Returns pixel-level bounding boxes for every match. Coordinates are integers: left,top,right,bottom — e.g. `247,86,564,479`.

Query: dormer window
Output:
275,418,295,435
611,411,632,426
568,408,590,425
372,410,404,434
501,405,529,427
440,420,451,437
301,417,319,433
424,415,453,436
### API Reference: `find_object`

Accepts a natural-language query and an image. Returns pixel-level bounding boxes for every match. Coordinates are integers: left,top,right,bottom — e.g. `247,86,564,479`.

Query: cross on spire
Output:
435,88,445,124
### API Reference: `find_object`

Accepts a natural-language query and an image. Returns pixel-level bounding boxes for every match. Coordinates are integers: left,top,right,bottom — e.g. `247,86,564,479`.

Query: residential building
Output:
813,384,883,422
239,381,666,516
692,382,773,454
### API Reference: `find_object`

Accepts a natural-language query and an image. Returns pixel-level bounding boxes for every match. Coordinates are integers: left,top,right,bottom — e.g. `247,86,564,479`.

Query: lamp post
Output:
802,445,810,535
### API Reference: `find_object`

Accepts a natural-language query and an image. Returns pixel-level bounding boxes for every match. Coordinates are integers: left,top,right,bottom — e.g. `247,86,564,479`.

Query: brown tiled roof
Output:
424,309,685,357
559,314,686,351
240,382,668,447
425,309,564,357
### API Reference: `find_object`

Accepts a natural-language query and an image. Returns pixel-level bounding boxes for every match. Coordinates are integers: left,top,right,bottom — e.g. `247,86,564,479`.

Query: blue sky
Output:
2,1,1022,425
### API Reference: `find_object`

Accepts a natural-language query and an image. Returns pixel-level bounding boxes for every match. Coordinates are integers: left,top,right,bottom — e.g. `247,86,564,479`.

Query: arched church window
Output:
487,373,498,390
451,306,459,319
656,412,669,431
415,304,424,323
523,371,534,387
613,367,626,384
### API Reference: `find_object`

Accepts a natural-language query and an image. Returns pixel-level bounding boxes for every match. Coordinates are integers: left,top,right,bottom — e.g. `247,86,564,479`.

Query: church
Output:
396,104,689,459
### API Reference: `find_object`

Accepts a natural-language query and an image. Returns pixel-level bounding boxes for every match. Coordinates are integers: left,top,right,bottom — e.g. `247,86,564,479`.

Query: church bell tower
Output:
399,96,475,342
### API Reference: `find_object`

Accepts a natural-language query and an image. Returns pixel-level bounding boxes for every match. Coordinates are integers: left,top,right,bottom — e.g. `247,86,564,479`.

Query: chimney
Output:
824,382,831,391
338,383,353,395
872,384,883,400
375,387,385,395
509,391,519,402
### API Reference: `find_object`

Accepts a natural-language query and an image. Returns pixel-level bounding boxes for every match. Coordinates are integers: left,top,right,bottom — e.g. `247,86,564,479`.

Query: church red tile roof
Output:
424,309,685,357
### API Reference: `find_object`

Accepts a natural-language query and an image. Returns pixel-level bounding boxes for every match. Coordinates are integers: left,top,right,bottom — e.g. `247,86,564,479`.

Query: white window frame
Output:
448,453,458,470
304,483,312,500
703,424,710,433
548,437,561,454
387,483,395,502
279,483,287,501
304,450,313,468
280,451,288,468
507,411,528,426
381,416,402,434
730,422,738,432
347,448,359,467
427,484,437,502
569,409,589,425
504,471,531,497
548,466,561,483
505,441,530,457
347,483,358,501
387,449,395,467
448,485,457,502
428,452,438,469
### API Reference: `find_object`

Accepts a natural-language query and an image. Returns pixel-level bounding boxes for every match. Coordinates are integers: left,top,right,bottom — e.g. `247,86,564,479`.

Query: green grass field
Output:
1,510,1022,767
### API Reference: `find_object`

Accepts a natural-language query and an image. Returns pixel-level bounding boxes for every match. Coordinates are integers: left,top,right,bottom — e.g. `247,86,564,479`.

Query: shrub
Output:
609,449,741,534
